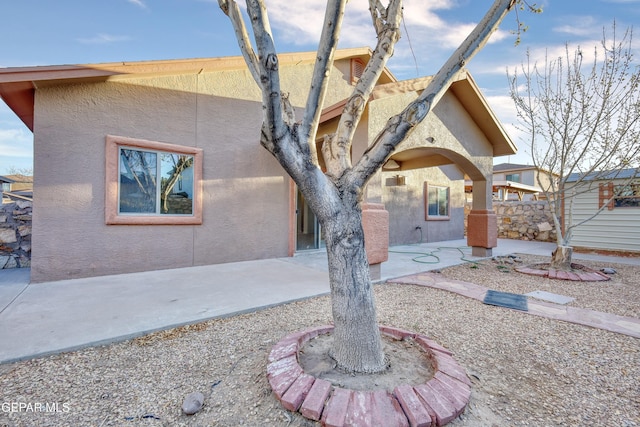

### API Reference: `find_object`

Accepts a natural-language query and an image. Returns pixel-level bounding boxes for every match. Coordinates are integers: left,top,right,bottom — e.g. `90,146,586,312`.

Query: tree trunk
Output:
322,202,386,374
551,245,573,270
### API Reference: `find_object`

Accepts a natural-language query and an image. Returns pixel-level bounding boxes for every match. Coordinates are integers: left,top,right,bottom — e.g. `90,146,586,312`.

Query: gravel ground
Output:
0,254,638,427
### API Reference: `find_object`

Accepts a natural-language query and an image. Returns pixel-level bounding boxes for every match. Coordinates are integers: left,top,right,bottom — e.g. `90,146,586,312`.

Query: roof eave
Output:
449,72,517,157
0,81,35,131
0,47,394,133
322,71,517,159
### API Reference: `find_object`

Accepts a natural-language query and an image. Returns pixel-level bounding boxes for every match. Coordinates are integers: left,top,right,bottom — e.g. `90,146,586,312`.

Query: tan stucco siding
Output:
425,93,494,177
32,78,199,282
30,57,364,282
368,91,494,246
30,73,288,281
368,91,494,178
196,60,358,108
382,166,465,245
194,89,291,266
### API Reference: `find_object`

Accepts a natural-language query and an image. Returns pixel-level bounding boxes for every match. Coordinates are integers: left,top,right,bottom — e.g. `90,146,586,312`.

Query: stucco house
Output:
565,168,640,254
0,48,515,282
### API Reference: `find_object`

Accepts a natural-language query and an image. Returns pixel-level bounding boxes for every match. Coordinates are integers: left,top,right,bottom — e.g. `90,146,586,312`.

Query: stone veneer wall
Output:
465,201,557,242
0,200,32,269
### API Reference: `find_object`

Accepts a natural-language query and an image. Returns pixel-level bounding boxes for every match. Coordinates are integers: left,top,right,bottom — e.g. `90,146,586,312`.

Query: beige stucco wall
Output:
367,90,494,246
31,59,358,282
383,166,465,245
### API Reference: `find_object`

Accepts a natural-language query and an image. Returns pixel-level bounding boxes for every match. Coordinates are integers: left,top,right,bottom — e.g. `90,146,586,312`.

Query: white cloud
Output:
251,0,327,45
127,0,147,9
256,0,472,50
0,128,33,158
485,95,518,131
553,16,599,37
77,33,132,44
484,95,534,164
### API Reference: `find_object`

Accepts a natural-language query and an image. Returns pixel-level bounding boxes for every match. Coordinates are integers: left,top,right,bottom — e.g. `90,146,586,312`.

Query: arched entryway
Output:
380,146,496,257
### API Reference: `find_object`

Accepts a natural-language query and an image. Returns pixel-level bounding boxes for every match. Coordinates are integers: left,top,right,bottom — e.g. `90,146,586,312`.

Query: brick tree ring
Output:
515,264,611,281
267,325,471,426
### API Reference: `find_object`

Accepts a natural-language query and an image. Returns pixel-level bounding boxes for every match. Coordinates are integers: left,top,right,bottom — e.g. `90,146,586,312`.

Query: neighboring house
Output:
0,48,515,282
0,174,33,201
491,163,556,201
464,163,556,201
565,168,640,254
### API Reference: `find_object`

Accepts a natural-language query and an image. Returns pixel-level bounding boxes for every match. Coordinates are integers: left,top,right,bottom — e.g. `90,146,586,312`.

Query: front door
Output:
296,188,325,250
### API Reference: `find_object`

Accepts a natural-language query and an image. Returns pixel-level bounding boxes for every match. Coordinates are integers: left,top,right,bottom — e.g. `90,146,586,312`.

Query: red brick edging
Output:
267,325,471,426
515,265,611,281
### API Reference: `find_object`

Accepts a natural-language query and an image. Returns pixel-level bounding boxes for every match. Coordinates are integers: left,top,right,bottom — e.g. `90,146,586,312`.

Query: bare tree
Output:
6,166,33,176
160,154,193,213
218,0,525,374
509,24,640,269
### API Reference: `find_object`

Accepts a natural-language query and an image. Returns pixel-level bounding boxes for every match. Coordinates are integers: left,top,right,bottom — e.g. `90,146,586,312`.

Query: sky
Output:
1,0,639,174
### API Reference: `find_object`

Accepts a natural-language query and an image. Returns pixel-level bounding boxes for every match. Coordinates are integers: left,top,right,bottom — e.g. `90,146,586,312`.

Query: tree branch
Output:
323,0,403,181
242,0,290,155
218,0,261,84
300,0,348,167
349,0,517,188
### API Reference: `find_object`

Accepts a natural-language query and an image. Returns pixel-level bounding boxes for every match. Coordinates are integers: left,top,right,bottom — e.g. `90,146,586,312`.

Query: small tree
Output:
509,24,640,269
218,0,530,373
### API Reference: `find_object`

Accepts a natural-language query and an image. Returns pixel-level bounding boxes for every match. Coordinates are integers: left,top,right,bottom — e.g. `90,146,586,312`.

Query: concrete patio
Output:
0,239,638,364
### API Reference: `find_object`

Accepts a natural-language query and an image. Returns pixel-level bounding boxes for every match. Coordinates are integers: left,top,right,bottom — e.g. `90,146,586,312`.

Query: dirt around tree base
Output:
267,325,472,425
298,333,434,393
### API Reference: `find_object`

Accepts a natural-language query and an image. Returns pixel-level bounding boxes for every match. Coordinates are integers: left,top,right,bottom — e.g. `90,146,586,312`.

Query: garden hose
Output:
389,246,479,265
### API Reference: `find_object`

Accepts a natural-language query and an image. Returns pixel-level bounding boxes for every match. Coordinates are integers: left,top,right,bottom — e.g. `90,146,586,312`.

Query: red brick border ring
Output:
516,264,611,281
267,325,471,426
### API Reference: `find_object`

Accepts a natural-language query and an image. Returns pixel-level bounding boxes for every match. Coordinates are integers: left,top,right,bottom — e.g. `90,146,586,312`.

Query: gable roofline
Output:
493,163,536,172
0,47,396,131
321,70,517,158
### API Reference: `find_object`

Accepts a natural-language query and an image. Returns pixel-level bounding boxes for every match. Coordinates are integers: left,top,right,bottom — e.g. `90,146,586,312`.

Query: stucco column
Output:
467,180,497,257
362,202,389,281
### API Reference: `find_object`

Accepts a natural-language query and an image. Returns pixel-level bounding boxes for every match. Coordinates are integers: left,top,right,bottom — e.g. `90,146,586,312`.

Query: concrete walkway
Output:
393,272,640,339
0,239,638,363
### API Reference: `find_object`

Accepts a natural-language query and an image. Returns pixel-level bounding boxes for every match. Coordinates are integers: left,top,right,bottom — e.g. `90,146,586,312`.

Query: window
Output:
505,173,520,183
599,181,640,209
425,183,450,220
614,182,640,208
106,135,203,225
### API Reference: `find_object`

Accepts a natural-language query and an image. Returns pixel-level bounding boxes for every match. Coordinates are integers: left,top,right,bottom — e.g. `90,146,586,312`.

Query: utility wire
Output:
401,8,419,78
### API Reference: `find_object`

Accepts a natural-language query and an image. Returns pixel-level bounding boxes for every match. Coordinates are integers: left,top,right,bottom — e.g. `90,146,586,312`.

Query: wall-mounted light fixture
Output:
395,175,406,186
383,159,400,170
382,159,400,169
